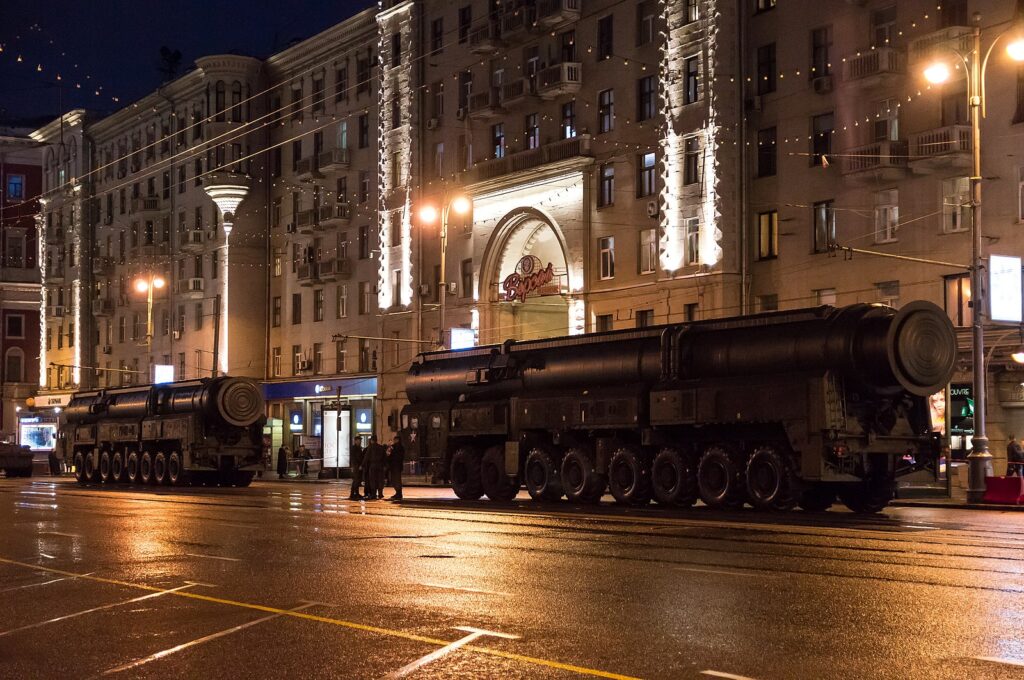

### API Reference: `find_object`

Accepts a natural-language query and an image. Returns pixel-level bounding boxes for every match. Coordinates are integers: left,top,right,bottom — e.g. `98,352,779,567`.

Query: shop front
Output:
262,376,377,475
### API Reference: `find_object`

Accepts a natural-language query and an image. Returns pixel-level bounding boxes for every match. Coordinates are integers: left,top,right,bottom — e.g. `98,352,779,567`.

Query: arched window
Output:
215,81,226,122
5,347,24,383
231,81,243,122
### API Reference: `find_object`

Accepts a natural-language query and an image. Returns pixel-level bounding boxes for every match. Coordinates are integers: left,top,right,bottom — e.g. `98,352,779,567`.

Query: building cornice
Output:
264,8,378,76
30,110,86,143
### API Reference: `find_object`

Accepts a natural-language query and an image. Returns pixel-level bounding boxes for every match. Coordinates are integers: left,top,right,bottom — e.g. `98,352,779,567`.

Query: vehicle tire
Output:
99,451,112,483
126,452,140,484
798,485,835,512
167,452,186,486
745,447,797,511
608,447,652,506
561,448,606,503
83,450,100,483
153,453,168,485
450,447,483,500
111,452,125,483
73,451,85,484
651,447,698,508
524,447,563,501
480,446,518,502
840,477,894,514
697,445,745,509
139,452,154,485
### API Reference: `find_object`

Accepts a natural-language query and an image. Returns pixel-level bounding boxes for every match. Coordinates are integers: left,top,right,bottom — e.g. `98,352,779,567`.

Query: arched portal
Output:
480,210,570,344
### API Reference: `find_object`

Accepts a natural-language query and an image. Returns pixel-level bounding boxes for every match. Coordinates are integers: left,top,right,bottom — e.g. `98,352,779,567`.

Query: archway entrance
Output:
483,216,569,344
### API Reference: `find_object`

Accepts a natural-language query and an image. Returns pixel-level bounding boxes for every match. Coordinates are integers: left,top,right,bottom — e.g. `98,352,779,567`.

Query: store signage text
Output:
502,256,556,303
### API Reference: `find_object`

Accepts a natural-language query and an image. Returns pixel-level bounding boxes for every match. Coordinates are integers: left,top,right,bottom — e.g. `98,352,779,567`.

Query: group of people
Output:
274,444,314,477
349,434,404,500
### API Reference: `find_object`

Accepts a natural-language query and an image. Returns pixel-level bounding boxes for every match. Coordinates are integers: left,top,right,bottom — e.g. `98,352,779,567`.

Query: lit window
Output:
599,236,615,280
757,210,778,260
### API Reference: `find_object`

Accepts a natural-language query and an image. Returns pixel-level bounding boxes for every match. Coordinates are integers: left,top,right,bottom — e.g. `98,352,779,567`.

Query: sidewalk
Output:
891,497,1024,511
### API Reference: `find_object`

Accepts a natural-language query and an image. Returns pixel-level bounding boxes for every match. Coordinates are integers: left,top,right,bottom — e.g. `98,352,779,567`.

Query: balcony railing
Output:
909,26,972,62
180,229,206,249
841,140,908,177
92,298,115,316
500,9,530,38
319,203,351,226
535,0,580,30
842,47,904,83
501,78,539,105
130,196,162,214
911,125,972,158
295,157,323,182
461,135,592,185
318,148,350,172
92,256,114,277
296,209,319,234
176,278,205,295
468,88,504,119
538,62,582,99
469,21,504,54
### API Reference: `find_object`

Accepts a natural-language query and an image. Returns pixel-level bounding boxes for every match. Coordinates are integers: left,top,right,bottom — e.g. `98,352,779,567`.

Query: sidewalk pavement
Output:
891,497,1024,511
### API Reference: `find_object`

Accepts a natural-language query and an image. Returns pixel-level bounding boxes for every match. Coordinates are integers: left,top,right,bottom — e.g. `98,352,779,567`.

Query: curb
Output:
891,500,1024,511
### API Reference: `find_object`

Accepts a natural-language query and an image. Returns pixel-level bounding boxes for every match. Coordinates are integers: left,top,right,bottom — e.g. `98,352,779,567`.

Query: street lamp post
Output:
133,274,166,347
203,182,249,377
417,194,471,349
923,15,1024,502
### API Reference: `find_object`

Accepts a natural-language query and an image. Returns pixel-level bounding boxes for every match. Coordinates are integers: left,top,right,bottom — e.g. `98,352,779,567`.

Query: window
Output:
561,102,576,139
598,89,614,134
336,341,347,373
757,210,779,260
597,15,614,60
684,217,700,266
391,99,401,130
272,296,281,327
685,0,698,22
337,284,348,318
874,98,900,141
757,44,776,95
811,113,833,166
945,274,972,327
810,26,832,78
358,171,370,204
684,56,700,104
313,343,323,374
357,55,370,95
292,292,302,324
813,200,836,253
636,309,654,328
637,76,656,121
391,268,401,307
1015,66,1024,124
431,18,444,53
492,123,506,159
5,314,23,338
312,76,325,112
359,338,372,372
431,81,444,118
875,280,900,307
290,84,303,120
358,225,370,258
194,303,204,331
599,236,615,280
292,140,302,172
433,142,445,178
815,288,837,306
872,6,897,46
874,189,899,243
461,259,473,298
684,303,699,321
525,114,540,150
358,114,369,148
756,127,777,178
940,0,967,28
6,174,25,200
943,177,970,233
758,295,779,312
458,71,472,109
293,345,303,375
757,0,776,11
637,152,656,197
5,348,24,383
314,289,324,322
636,0,655,46
639,228,656,274
359,281,372,314
176,305,185,334
598,163,615,207
390,32,401,68
596,314,613,332
684,137,699,186
335,64,348,102
1019,166,1024,222
458,6,472,43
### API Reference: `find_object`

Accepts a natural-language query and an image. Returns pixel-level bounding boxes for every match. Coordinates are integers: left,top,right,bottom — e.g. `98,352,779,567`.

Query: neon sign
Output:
502,256,557,303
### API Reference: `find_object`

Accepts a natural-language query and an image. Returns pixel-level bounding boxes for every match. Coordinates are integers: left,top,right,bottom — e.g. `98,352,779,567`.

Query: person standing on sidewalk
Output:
365,434,386,499
387,435,405,500
349,437,365,500
276,445,289,479
1007,435,1024,477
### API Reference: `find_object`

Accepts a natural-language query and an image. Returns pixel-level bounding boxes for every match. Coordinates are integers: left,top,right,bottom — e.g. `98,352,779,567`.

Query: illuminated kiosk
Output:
203,178,249,377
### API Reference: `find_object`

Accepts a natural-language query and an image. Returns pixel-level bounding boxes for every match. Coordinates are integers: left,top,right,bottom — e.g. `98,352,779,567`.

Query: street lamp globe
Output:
923,62,952,84
152,276,166,289
418,204,438,225
1008,37,1024,62
134,279,149,293
1012,347,1024,364
451,195,472,215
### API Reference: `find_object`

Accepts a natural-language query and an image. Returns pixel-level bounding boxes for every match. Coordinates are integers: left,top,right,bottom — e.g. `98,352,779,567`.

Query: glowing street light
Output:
416,193,472,348
922,62,952,84
134,276,165,294
134,274,166,346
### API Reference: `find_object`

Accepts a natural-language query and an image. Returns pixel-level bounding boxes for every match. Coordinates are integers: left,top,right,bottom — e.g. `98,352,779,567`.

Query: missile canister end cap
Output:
887,300,957,396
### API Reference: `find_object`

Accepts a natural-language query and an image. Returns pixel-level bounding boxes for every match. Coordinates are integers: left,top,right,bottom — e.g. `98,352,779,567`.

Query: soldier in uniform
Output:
349,437,365,500
388,435,405,500
365,434,386,500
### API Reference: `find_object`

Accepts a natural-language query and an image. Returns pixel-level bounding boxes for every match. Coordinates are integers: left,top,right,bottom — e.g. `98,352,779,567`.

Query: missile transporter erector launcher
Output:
61,376,266,487
400,302,957,513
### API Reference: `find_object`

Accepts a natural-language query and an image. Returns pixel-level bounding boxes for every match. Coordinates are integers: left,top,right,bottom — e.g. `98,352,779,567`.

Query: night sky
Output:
0,0,374,127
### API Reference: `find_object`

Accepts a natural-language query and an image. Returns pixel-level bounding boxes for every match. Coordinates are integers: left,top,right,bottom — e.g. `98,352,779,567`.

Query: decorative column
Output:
203,183,249,377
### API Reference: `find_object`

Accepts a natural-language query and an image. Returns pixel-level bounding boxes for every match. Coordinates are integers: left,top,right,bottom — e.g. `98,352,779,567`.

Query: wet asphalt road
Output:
3,478,1024,680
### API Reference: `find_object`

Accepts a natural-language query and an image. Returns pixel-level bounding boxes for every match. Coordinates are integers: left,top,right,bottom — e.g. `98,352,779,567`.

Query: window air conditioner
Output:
646,201,660,218
455,108,467,121
812,75,833,94
426,118,439,130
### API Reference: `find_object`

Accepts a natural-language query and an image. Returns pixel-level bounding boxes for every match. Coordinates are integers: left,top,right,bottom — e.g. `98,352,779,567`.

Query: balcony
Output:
842,47,904,88
468,88,504,120
295,157,323,182
46,269,65,285
461,134,592,185
49,306,65,318
176,277,205,297
92,256,114,277
468,21,504,54
538,62,582,99
318,148,350,172
134,241,169,258
501,78,539,107
909,26,972,63
500,8,530,39
45,230,65,247
909,125,971,173
534,0,580,30
297,259,347,285
92,298,114,316
130,196,163,216
841,140,908,182
296,209,320,234
320,203,351,227
180,229,207,251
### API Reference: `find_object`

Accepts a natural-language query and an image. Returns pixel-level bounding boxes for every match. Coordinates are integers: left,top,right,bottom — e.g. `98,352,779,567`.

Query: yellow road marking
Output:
0,556,638,680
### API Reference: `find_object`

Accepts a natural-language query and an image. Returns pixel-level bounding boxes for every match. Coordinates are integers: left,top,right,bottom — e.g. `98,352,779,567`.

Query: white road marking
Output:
98,602,318,676
39,531,81,538
701,671,760,680
677,566,773,578
975,656,1024,668
184,553,241,563
0,583,195,637
39,553,56,560
0,576,69,594
383,626,520,679
420,582,507,596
